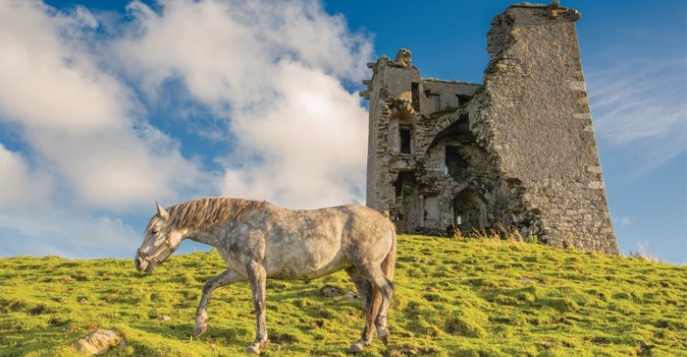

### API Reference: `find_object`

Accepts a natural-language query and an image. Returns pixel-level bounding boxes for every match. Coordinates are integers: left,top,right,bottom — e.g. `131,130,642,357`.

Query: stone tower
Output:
362,3,618,254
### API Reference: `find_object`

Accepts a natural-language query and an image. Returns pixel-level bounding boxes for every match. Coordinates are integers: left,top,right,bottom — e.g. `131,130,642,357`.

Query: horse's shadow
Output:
129,322,350,355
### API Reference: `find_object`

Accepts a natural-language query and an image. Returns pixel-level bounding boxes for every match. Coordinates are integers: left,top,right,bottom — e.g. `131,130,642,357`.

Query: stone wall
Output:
363,3,618,254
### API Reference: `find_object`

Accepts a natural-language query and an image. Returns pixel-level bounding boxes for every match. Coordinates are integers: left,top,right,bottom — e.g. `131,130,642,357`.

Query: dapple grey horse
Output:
135,197,396,354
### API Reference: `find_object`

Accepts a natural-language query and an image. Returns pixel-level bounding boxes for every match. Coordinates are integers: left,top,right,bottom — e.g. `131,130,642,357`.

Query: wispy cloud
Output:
614,215,632,228
0,212,140,259
586,58,687,173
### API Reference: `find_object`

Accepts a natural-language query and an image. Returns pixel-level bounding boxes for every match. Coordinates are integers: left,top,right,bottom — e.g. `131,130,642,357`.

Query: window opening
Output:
456,94,472,106
411,82,420,112
400,126,412,154
432,94,441,111
445,145,469,181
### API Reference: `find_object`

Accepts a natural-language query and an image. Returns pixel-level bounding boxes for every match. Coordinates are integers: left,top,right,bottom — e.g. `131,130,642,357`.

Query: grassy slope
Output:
1,235,685,357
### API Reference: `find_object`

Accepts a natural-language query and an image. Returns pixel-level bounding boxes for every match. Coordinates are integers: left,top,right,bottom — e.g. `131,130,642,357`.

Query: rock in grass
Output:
74,329,121,355
321,286,343,297
342,291,358,300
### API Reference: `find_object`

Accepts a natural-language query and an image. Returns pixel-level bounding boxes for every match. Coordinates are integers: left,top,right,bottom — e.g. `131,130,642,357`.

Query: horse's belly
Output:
264,243,350,280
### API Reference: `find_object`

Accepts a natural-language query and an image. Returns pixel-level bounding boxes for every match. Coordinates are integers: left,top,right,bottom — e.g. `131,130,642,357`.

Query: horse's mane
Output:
147,197,267,231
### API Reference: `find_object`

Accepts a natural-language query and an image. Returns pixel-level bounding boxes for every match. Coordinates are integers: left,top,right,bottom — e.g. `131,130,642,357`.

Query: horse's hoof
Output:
348,342,365,353
246,343,261,355
193,324,207,338
377,327,390,345
193,310,209,337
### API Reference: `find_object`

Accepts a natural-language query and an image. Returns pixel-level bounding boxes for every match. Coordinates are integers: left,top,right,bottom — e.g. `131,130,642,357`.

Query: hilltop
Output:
1,235,685,356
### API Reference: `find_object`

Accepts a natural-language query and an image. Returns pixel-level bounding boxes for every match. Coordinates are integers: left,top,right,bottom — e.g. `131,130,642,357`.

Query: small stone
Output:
74,338,99,355
321,286,343,298
342,291,358,300
161,315,171,321
74,329,121,355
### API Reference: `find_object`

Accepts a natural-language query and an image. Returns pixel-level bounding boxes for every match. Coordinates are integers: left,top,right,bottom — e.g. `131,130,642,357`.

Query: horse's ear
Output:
156,202,169,220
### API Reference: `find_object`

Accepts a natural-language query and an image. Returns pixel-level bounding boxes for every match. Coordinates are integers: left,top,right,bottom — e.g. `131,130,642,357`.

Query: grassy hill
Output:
1,235,685,356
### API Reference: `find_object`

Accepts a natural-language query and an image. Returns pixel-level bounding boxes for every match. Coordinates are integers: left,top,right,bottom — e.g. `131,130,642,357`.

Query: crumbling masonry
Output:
362,3,619,254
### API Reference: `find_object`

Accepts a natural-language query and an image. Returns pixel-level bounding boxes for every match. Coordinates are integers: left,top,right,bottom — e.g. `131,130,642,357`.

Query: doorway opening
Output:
453,189,486,235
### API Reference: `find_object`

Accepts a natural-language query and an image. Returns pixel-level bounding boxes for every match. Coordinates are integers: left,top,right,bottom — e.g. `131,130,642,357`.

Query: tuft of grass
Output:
1,235,686,356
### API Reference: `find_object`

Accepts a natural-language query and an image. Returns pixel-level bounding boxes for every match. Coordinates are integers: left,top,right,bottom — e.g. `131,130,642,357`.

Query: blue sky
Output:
1,0,685,263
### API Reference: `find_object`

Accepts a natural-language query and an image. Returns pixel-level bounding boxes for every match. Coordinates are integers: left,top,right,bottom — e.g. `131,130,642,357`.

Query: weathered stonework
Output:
362,3,618,254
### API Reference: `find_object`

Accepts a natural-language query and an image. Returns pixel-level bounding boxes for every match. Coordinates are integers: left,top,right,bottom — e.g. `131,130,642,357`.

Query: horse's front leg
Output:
245,261,268,355
194,269,242,338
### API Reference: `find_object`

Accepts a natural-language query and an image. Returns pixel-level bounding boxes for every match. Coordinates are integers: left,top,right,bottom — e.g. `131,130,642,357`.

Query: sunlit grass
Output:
1,235,685,356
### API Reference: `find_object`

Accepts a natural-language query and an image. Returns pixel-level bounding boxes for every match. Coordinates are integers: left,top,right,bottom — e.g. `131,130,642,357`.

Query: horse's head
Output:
135,202,182,273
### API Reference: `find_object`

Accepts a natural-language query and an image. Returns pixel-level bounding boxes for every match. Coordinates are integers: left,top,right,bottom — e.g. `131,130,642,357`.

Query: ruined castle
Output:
361,3,619,254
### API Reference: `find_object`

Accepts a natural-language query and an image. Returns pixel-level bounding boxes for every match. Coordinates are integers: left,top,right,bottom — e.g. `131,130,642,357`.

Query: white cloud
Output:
0,144,52,211
222,60,368,208
0,0,208,211
111,0,372,209
0,0,373,257
0,0,123,133
114,0,371,105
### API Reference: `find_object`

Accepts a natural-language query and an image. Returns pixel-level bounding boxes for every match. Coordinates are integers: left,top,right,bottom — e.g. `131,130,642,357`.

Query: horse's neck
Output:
176,198,268,248
178,216,240,248
183,226,230,249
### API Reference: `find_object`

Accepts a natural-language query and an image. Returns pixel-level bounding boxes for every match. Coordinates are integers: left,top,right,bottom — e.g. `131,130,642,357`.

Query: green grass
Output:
1,235,686,356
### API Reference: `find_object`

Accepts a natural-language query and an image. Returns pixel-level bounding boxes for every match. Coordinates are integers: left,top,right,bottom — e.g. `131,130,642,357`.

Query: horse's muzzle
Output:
135,254,154,273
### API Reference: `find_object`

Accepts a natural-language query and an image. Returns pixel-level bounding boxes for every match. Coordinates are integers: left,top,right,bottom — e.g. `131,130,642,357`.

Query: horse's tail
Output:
368,224,396,336
381,208,396,280
383,227,396,281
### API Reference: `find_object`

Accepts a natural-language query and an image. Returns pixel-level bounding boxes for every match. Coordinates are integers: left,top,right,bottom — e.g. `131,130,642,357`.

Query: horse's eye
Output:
151,229,159,235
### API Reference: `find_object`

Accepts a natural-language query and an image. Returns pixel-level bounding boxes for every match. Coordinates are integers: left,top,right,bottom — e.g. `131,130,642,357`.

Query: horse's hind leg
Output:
347,264,395,352
195,269,242,337
360,266,395,344
345,266,375,351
